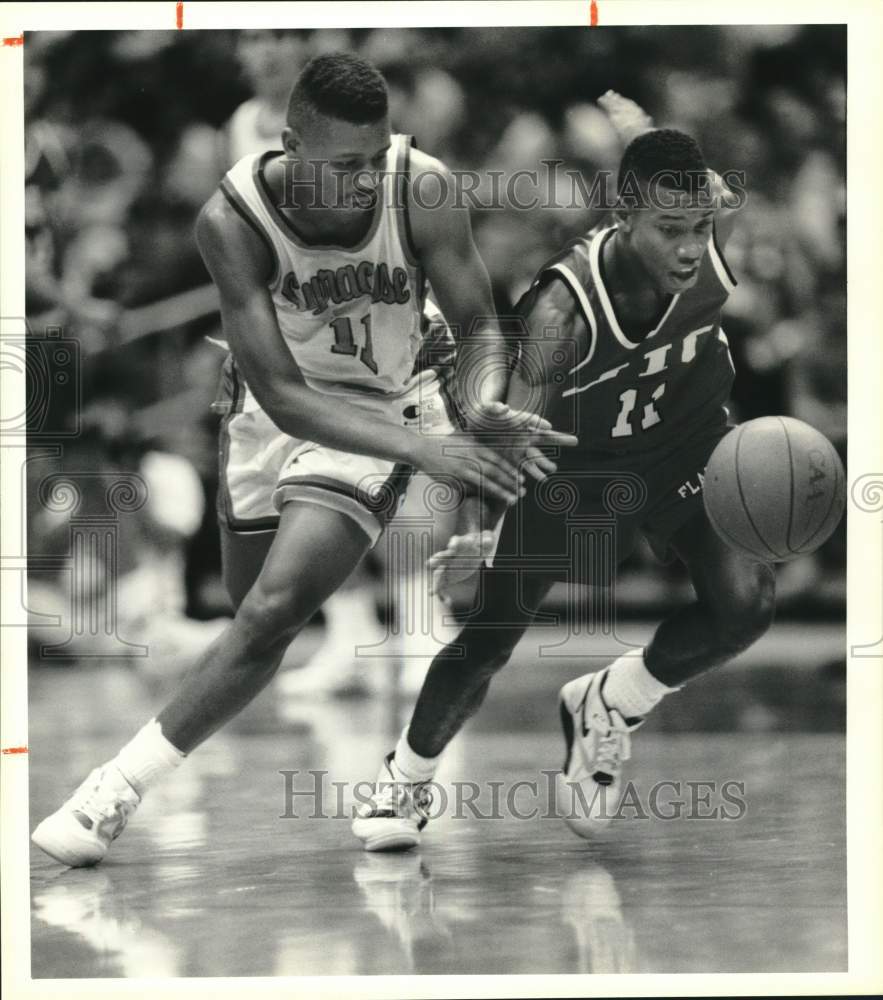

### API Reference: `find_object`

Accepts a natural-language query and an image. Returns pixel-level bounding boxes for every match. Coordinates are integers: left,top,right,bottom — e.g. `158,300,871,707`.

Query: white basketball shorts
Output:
213,360,461,545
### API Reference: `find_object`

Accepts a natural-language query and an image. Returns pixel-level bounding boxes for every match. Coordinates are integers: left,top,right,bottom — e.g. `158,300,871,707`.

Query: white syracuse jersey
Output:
219,133,430,405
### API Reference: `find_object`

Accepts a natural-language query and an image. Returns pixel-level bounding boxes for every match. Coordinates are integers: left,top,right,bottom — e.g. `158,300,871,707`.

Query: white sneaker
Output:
352,753,434,853
556,669,643,838
31,764,141,867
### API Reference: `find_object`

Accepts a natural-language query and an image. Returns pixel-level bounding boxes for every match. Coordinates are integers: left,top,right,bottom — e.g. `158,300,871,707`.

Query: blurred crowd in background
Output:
23,25,846,666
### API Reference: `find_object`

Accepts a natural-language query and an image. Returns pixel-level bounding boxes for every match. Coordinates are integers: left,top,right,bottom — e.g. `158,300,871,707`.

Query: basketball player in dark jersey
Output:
354,95,776,850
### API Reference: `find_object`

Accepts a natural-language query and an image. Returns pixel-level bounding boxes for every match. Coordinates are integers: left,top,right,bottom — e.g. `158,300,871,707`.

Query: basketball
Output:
702,417,845,562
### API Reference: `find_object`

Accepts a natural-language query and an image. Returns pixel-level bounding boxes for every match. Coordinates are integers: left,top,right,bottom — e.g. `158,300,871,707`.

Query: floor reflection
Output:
561,861,636,973
28,660,847,977
352,854,454,973
32,871,182,978
348,849,636,976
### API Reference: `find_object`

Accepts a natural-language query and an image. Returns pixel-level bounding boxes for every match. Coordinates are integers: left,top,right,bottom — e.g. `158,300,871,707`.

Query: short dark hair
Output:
618,128,708,203
287,52,388,129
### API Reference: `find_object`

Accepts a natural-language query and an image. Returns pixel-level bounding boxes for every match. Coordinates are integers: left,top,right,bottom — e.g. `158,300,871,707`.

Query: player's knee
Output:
235,582,303,652
711,564,776,653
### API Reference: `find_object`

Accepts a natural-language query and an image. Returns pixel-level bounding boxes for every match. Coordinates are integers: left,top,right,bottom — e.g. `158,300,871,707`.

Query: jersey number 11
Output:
611,384,666,438
330,314,378,374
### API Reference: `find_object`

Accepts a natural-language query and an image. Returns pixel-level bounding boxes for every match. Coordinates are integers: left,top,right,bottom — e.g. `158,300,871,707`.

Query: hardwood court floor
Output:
27,624,846,978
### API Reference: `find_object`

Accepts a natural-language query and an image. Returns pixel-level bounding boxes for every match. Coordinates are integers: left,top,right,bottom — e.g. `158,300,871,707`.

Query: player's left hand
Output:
706,169,741,210
428,530,497,603
470,401,577,482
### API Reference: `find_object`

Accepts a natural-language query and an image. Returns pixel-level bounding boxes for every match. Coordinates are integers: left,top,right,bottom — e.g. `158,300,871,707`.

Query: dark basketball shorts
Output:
493,419,733,583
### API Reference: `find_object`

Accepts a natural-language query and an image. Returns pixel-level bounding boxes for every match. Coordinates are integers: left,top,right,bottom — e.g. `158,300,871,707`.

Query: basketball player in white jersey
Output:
224,29,390,698
32,52,576,867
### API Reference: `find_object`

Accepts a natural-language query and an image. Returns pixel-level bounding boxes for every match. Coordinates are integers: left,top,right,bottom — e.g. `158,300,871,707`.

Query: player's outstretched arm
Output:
402,149,577,586
429,276,584,598
194,192,524,506
407,149,576,454
407,149,510,420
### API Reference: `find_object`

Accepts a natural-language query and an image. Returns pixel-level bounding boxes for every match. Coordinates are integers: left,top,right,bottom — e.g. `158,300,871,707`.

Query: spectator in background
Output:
775,275,847,605
27,399,229,671
222,30,312,166
25,49,126,349
358,29,467,161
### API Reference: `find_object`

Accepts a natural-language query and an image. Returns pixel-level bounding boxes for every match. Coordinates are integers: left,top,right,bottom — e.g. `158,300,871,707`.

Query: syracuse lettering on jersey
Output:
281,261,411,316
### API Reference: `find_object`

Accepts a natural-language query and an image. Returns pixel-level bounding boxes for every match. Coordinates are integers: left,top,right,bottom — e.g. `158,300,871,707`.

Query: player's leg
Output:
559,508,776,838
155,502,372,751
409,566,555,755
593,507,776,731
220,497,383,700
557,424,776,838
275,561,384,697
353,565,554,852
32,501,372,867
642,511,776,686
219,523,276,611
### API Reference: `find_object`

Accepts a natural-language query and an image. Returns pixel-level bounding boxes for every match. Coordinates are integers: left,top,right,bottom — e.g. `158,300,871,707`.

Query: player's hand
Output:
413,432,526,506
469,401,578,482
706,169,741,211
522,444,557,482
597,90,654,144
427,530,497,603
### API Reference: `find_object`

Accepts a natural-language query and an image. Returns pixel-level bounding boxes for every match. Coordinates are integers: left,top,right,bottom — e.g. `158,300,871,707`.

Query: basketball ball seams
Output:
734,424,784,560
799,438,839,549
704,417,844,563
779,415,798,554
800,437,843,552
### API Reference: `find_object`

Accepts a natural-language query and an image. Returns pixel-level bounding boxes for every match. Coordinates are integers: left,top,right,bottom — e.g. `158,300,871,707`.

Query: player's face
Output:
284,115,391,210
624,198,715,295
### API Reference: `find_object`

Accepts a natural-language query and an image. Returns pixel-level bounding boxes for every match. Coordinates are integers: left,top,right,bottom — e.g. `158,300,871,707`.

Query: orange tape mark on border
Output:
176,1,183,29
590,1,599,26
3,34,24,46
1,746,29,754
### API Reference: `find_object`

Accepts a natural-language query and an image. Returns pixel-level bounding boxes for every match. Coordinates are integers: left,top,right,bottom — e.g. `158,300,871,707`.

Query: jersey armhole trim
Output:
219,178,280,287
396,136,421,268
543,263,598,375
709,221,738,292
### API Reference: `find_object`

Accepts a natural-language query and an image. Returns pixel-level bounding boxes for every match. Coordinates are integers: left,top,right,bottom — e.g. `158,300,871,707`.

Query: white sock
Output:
600,648,678,721
391,728,439,783
114,718,185,796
